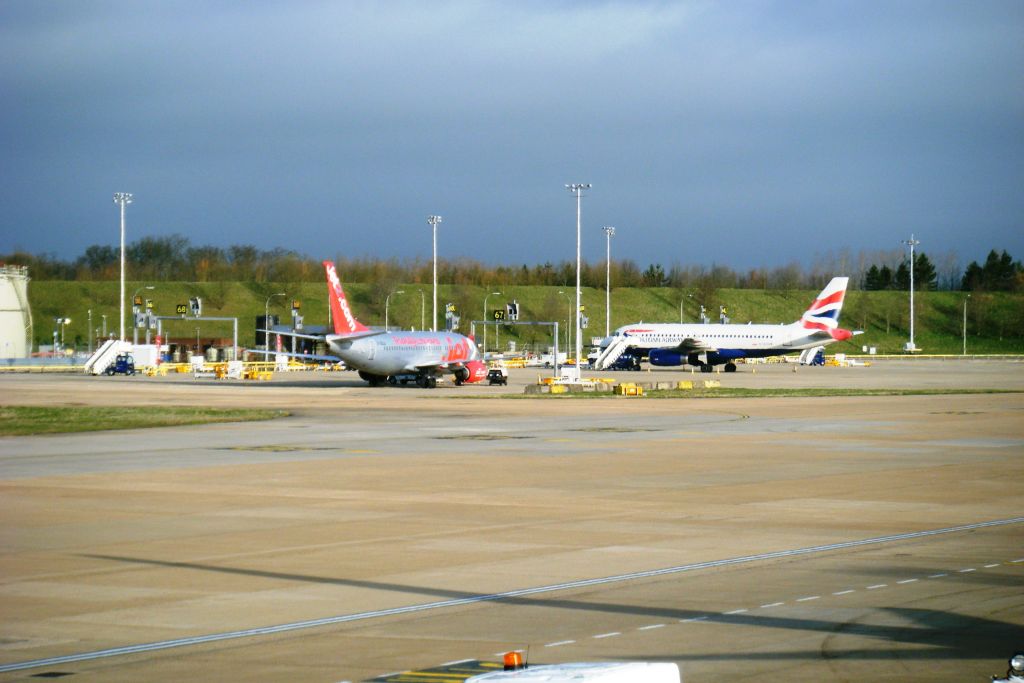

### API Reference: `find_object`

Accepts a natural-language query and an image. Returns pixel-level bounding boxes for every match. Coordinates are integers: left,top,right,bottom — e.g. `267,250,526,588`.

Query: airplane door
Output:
367,340,376,360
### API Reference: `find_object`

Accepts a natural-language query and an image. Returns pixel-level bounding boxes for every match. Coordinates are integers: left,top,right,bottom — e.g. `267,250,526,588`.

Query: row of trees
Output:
862,250,1022,292
3,237,1020,292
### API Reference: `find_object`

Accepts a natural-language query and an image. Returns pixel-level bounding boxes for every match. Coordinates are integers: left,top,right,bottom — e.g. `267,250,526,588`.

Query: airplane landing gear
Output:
415,374,438,389
724,362,737,373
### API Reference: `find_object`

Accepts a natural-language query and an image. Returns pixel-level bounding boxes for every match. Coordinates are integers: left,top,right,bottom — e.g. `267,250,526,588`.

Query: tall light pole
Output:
557,290,572,362
427,215,442,331
113,192,133,342
131,285,155,347
264,292,285,355
603,226,615,337
963,293,970,355
385,290,405,331
902,234,920,351
87,309,93,354
483,290,501,356
565,184,590,379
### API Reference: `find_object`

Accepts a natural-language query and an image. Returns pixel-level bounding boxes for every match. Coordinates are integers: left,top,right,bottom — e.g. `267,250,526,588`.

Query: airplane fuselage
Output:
326,330,480,378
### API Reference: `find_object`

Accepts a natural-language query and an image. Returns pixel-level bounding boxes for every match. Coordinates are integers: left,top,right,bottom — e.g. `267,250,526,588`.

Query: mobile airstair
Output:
592,334,631,370
84,339,131,375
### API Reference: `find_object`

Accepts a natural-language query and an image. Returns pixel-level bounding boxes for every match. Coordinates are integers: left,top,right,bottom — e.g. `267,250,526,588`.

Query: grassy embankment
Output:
0,406,288,436
29,280,1024,355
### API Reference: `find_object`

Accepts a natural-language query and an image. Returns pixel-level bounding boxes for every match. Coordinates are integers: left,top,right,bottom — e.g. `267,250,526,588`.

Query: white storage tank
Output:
0,265,32,359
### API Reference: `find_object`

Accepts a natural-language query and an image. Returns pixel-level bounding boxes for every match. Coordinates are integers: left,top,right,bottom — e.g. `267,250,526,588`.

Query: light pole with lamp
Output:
385,290,405,331
87,309,93,355
679,292,694,323
565,183,591,379
603,226,615,338
427,215,442,331
417,290,425,331
901,234,920,352
113,192,132,342
483,290,501,356
131,285,155,347
963,293,970,355
557,290,572,361
264,292,286,356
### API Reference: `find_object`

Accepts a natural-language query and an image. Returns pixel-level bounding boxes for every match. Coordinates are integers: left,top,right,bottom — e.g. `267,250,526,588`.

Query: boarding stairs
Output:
593,335,631,370
84,339,131,375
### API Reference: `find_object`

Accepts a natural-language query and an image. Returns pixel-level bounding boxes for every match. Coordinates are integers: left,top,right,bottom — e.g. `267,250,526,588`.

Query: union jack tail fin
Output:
801,277,849,332
323,261,370,335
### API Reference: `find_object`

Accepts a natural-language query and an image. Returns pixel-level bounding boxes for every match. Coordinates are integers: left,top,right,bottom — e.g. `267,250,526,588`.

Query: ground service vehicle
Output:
104,353,135,376
487,368,508,385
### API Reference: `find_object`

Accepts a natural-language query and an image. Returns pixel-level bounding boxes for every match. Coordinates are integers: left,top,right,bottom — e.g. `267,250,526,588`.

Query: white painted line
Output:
833,589,855,596
959,568,976,573
760,602,785,608
928,573,948,578
1012,558,1024,563
638,624,665,631
6,515,1023,675
867,584,887,590
723,609,748,615
442,659,474,666
545,640,575,648
681,616,709,623
897,579,918,584
796,596,820,602
593,632,621,639
984,563,999,568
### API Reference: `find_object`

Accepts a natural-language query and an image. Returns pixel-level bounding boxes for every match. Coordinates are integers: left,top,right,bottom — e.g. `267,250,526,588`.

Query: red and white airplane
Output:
592,276,855,372
269,261,487,388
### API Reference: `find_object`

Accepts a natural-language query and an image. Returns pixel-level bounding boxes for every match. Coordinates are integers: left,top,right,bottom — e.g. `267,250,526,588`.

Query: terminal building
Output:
0,265,32,359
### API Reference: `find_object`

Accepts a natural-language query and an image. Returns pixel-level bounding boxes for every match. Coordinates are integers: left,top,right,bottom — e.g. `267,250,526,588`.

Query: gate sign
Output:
176,303,188,315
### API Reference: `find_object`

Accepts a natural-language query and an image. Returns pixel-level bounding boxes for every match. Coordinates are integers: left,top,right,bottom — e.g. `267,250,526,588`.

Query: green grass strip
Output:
0,406,289,436
508,387,1022,399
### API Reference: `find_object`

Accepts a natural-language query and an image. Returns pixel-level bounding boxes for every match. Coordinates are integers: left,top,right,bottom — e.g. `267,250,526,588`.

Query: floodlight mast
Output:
113,192,133,342
428,215,442,331
902,234,921,351
565,183,591,381
603,226,615,337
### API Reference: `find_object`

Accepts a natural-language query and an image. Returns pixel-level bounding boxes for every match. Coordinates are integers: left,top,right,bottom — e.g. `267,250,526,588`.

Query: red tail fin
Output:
323,261,370,335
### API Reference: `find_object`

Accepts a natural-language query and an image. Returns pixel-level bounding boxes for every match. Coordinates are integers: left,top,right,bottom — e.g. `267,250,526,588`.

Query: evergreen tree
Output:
864,265,882,290
914,252,938,290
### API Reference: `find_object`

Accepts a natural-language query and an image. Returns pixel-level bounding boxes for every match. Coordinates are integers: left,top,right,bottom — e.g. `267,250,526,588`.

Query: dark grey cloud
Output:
1,1,1021,271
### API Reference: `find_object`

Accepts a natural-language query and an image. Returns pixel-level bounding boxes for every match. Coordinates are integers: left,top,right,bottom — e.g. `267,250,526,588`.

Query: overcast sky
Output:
1,1,1021,271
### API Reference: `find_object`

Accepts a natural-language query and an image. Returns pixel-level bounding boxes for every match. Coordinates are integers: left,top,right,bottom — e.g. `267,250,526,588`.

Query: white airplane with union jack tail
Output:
263,261,487,388
592,277,856,373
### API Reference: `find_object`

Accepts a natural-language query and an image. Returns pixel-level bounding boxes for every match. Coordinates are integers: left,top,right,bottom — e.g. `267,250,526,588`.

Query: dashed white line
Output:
724,609,748,615
897,578,918,584
833,589,855,596
928,573,948,578
959,568,976,573
867,584,887,590
984,563,1000,568
760,602,785,608
442,659,474,666
680,616,709,623
638,624,665,631
593,632,621,639
1012,558,1024,563
796,595,820,602
545,640,576,648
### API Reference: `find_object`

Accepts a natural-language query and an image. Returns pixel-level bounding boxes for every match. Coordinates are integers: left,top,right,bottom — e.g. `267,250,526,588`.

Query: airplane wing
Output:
670,337,718,353
246,348,342,363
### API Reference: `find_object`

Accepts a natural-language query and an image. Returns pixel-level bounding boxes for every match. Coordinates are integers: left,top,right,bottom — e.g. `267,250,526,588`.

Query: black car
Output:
487,368,508,385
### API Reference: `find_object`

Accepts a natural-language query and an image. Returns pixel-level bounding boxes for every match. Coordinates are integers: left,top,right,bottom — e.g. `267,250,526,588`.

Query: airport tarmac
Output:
0,359,1022,681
